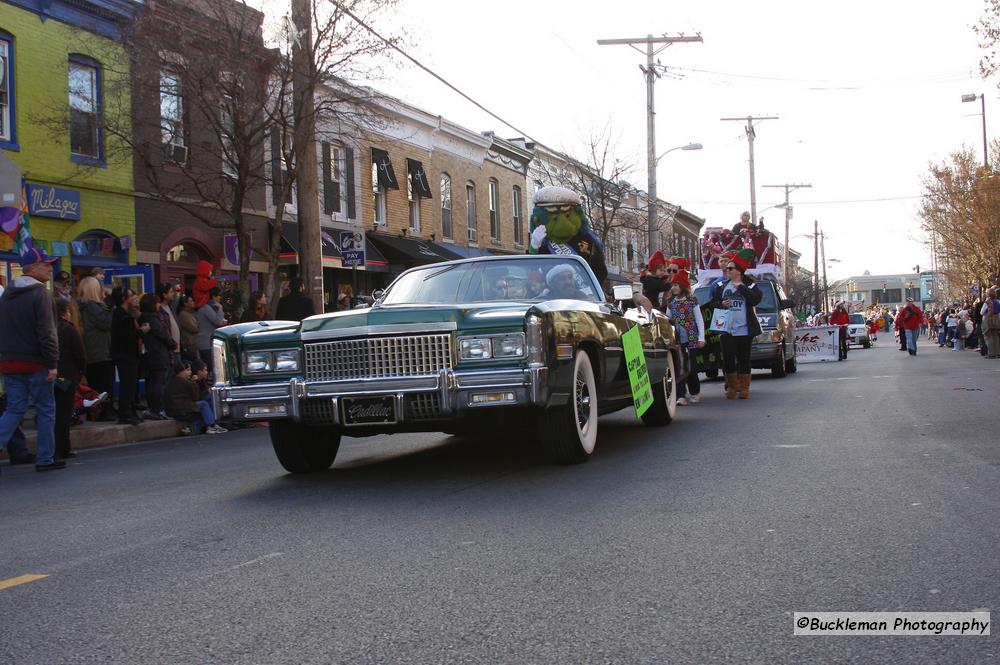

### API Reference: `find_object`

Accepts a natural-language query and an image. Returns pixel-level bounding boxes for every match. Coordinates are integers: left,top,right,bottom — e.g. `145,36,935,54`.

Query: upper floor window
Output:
160,69,184,148
372,159,386,225
488,178,500,241
440,173,452,239
0,35,14,146
466,182,477,242
406,161,422,233
512,186,523,245
69,56,102,161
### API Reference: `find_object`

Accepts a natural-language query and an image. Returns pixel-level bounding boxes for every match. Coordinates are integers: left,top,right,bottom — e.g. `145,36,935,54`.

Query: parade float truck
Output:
211,254,689,473
693,225,798,378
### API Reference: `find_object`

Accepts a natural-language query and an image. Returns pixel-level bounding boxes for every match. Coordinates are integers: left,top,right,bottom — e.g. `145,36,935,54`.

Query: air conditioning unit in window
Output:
467,227,477,243
165,142,187,164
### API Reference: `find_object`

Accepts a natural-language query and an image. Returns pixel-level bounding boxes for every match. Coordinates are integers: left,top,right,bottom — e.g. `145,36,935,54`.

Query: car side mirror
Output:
780,298,796,310
372,289,385,302
612,284,634,302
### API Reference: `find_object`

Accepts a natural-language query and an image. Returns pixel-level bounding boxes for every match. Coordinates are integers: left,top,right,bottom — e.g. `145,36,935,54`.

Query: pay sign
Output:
339,231,365,267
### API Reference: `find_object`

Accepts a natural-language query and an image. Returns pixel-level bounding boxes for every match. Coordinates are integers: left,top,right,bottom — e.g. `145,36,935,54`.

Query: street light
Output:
648,142,703,260
655,142,703,164
962,93,988,169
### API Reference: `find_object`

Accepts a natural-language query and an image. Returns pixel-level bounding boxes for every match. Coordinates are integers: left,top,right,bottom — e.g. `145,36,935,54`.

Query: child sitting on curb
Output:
165,360,227,435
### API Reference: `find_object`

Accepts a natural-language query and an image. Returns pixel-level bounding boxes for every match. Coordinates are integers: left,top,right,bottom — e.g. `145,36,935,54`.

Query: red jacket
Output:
829,310,850,326
192,260,217,309
895,304,924,330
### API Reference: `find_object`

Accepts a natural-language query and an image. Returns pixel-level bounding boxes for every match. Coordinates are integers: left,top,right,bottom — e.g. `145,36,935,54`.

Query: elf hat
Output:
647,250,666,272
667,256,691,269
670,269,691,289
722,249,756,272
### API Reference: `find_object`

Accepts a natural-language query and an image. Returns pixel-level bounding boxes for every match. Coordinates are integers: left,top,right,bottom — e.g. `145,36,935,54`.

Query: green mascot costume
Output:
527,186,607,285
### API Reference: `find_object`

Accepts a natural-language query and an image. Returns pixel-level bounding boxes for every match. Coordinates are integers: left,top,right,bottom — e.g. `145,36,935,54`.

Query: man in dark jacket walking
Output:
275,277,315,321
0,246,65,472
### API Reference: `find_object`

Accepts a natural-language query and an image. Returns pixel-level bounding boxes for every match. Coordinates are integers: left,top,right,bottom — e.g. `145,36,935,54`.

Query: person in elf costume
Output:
663,268,705,405
528,186,607,285
707,249,762,400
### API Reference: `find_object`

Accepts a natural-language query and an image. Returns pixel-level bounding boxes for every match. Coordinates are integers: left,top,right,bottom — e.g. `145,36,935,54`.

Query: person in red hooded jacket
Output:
192,260,217,310
895,298,925,356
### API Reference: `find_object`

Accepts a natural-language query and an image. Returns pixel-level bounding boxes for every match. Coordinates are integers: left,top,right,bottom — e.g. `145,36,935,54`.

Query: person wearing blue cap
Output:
0,245,65,471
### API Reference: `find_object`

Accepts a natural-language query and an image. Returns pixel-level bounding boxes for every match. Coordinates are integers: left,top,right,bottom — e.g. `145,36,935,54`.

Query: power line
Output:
327,0,555,152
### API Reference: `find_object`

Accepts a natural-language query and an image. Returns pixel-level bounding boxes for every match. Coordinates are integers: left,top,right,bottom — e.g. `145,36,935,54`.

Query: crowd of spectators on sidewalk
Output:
0,252,331,473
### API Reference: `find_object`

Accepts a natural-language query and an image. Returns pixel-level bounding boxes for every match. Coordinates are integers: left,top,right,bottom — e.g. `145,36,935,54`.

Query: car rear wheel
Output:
642,350,677,426
269,420,341,473
862,340,871,349
540,350,598,464
771,342,788,378
704,367,719,379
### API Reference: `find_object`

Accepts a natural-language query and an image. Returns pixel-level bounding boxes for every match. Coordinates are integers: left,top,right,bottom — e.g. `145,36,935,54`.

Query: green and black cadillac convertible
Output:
211,254,688,472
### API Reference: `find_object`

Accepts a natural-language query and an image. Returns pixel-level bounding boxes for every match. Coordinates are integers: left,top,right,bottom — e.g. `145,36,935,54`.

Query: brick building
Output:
0,0,139,285
129,0,272,295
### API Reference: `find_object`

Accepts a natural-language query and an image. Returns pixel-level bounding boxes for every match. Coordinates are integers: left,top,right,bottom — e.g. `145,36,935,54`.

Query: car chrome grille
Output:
405,393,442,420
304,334,453,382
301,398,337,423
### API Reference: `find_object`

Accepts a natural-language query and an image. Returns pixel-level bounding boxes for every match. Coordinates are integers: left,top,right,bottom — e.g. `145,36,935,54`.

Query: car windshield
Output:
850,314,865,324
379,257,603,305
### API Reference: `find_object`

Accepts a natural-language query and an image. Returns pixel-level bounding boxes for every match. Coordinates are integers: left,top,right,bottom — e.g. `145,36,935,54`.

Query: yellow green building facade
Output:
0,0,138,284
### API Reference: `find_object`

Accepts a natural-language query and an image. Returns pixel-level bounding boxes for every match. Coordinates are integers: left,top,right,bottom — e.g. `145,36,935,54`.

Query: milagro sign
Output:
26,184,81,221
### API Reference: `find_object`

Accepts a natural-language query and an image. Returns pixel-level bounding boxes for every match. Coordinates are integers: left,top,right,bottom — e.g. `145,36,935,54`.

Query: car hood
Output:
300,302,533,337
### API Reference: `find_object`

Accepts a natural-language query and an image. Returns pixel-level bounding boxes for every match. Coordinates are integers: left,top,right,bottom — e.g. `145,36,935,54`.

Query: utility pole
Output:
819,228,828,311
597,33,703,258
721,115,778,224
813,219,819,312
762,182,810,292
292,0,323,313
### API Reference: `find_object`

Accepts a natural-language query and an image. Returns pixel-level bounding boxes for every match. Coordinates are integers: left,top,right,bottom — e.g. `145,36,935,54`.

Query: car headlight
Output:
458,333,527,361
460,337,493,360
493,334,525,358
245,351,273,373
244,349,301,374
274,350,300,372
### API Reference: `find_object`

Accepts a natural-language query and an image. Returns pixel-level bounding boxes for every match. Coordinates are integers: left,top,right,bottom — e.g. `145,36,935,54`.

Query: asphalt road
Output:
2,339,998,664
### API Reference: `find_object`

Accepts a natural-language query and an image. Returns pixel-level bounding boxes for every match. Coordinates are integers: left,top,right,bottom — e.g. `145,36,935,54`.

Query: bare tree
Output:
919,145,1000,300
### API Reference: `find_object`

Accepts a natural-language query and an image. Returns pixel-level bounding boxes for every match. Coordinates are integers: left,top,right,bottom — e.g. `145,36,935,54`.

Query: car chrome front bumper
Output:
212,365,549,425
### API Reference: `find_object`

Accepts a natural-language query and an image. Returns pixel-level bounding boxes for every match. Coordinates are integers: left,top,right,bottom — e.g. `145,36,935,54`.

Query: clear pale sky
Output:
265,0,998,281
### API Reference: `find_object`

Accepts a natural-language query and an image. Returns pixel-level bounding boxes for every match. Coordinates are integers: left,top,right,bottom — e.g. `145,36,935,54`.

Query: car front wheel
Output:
269,420,341,473
641,350,677,426
771,342,788,378
540,350,598,464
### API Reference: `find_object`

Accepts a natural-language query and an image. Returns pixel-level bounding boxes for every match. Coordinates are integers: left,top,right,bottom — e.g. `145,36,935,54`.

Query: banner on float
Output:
795,326,840,363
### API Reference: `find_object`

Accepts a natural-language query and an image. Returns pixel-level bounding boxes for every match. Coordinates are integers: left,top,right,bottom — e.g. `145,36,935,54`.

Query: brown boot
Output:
725,373,739,400
738,373,752,399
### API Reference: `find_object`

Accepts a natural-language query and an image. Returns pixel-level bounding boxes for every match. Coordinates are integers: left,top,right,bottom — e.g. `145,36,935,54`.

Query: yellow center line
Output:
0,574,49,591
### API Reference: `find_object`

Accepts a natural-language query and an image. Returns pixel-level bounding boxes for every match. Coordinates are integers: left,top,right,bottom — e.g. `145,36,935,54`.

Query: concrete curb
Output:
1,420,185,459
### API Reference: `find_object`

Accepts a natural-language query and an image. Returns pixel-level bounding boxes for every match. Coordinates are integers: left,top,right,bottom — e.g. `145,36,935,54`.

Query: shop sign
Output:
340,231,364,267
26,185,81,221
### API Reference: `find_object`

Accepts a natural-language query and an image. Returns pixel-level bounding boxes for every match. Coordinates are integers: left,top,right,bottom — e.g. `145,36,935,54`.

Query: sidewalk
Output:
0,416,184,461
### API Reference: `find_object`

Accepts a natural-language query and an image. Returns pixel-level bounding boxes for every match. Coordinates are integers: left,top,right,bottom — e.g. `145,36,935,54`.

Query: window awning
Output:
433,242,491,259
366,232,463,266
406,158,433,199
371,148,399,190
280,222,342,267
